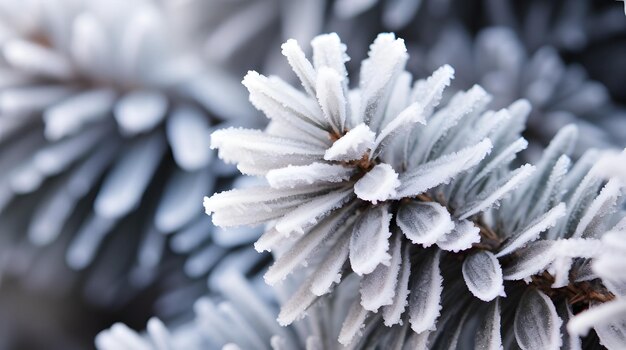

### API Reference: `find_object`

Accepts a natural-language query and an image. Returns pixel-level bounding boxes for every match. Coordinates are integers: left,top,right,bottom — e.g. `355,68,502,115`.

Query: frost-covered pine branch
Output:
96,269,364,350
0,0,260,269
0,0,267,342
204,32,626,349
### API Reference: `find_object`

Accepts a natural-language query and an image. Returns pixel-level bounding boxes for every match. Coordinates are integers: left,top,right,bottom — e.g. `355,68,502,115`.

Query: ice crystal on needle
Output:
205,32,626,348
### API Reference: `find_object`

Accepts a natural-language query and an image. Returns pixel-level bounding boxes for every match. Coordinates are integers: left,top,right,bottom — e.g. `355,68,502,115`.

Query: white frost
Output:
474,299,503,350
397,201,455,246
360,233,402,311
436,219,481,252
266,163,354,189
349,205,393,275
395,139,493,199
462,251,505,301
324,123,375,161
409,250,443,333
496,203,566,257
354,163,400,203
514,289,563,350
